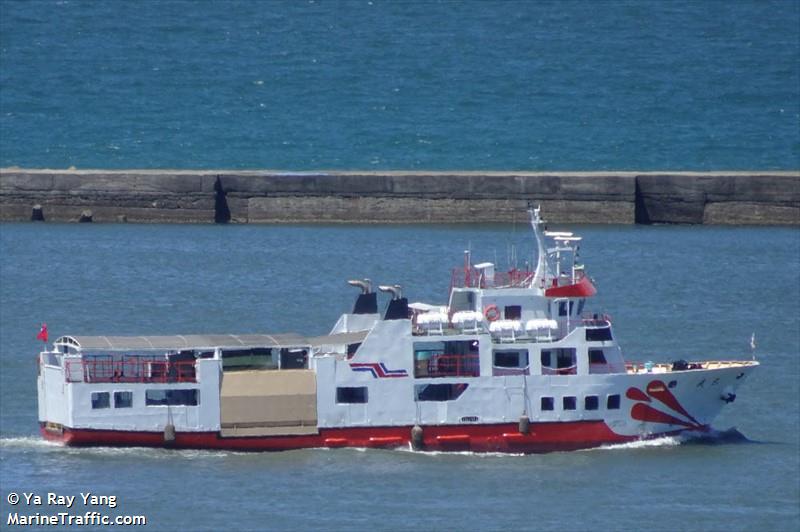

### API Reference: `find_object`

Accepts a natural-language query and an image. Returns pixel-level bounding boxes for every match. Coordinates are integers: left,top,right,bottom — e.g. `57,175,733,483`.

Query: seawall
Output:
1,169,797,224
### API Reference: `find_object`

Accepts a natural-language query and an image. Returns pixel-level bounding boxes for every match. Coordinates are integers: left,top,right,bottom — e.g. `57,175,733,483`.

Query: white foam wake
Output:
0,436,61,449
393,443,525,457
594,435,683,451
0,437,255,459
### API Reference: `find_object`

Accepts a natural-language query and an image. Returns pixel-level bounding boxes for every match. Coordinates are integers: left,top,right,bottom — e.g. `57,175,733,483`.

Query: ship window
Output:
114,391,133,408
558,301,575,317
222,348,278,371
504,305,521,320
589,349,607,364
493,349,529,376
607,394,621,410
493,350,528,368
336,387,368,404
541,348,577,375
44,352,62,367
585,395,599,410
541,397,554,411
558,351,576,372
91,392,110,409
563,396,577,410
280,348,308,369
414,340,479,378
415,383,469,402
413,341,444,378
450,290,477,312
576,299,585,316
414,341,445,357
586,328,613,342
146,389,199,406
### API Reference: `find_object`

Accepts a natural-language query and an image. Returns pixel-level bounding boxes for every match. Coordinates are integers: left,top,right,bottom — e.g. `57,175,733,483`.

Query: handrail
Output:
64,358,197,384
450,268,535,290
541,365,577,376
425,354,480,378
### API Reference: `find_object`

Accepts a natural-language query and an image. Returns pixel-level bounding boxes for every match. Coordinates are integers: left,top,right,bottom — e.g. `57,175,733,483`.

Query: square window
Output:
541,397,554,411
504,305,522,320
494,350,528,368
280,348,308,369
145,389,198,406
91,392,110,409
557,350,576,370
114,391,133,408
585,395,599,410
415,383,469,402
607,394,621,410
586,328,613,342
541,349,577,375
336,387,368,404
589,349,607,364
563,396,577,410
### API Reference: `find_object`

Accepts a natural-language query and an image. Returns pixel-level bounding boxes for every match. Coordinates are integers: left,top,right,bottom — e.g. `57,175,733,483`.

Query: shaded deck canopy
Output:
306,331,368,347
55,333,309,352
54,330,368,352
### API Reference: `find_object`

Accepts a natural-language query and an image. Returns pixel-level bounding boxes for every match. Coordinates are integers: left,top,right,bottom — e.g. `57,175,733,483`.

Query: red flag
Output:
36,323,48,343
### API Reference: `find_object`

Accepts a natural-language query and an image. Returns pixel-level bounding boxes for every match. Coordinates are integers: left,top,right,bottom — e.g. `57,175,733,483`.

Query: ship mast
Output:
529,204,549,291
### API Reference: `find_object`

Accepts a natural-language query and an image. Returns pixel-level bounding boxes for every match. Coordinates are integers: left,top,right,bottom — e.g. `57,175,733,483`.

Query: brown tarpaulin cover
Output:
220,369,318,437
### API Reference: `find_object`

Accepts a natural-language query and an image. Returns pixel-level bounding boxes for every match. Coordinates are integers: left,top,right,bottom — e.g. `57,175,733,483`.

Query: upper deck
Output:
447,207,597,302
43,331,367,385
450,267,535,290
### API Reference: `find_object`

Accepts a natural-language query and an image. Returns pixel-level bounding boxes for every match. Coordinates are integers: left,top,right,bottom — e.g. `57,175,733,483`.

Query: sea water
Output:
1,0,798,170
0,223,798,531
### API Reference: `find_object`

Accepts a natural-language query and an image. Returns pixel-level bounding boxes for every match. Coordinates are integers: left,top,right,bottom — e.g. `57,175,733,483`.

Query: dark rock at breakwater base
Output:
0,169,797,225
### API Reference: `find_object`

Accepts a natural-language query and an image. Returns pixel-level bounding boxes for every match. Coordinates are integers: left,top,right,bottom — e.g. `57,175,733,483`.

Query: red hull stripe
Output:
41,421,638,453
545,276,597,298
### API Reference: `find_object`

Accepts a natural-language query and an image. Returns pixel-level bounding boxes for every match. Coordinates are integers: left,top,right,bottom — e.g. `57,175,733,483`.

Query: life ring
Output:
484,304,500,322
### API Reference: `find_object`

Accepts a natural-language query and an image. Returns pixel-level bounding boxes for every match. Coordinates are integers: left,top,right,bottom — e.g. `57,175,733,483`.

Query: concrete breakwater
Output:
0,169,797,225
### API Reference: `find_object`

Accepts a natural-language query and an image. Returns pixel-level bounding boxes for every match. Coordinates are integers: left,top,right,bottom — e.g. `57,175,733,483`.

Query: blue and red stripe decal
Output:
349,362,408,378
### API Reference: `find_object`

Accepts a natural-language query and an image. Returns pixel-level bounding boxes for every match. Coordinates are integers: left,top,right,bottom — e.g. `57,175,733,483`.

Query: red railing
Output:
541,365,577,376
425,354,480,378
492,366,530,376
64,358,197,384
450,268,534,290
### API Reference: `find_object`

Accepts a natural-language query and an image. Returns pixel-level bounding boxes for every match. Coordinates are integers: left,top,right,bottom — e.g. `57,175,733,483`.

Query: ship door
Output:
219,369,318,437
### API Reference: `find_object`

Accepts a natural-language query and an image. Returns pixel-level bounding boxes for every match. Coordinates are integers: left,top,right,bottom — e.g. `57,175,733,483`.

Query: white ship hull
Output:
37,207,758,453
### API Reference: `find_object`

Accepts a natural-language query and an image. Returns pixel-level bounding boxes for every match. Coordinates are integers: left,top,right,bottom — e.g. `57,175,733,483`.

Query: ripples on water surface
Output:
0,223,798,530
1,1,798,169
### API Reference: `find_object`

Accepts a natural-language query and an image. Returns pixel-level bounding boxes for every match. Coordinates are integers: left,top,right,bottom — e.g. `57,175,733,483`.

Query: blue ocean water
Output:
1,0,798,170
1,223,799,530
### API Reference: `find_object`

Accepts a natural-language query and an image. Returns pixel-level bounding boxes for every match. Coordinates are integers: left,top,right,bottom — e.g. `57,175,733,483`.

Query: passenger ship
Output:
37,207,758,453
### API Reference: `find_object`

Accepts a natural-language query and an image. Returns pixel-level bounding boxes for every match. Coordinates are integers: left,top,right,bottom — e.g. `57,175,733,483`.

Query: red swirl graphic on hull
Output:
628,380,704,430
645,380,700,426
625,387,650,403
